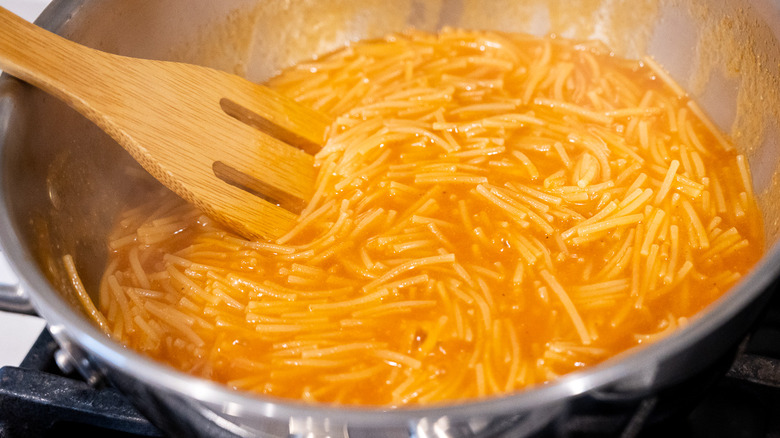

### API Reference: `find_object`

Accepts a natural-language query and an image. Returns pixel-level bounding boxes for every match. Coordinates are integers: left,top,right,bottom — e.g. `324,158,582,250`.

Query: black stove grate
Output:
0,330,163,437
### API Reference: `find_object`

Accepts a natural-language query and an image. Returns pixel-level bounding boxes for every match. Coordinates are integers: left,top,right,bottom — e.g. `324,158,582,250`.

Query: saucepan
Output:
2,0,780,436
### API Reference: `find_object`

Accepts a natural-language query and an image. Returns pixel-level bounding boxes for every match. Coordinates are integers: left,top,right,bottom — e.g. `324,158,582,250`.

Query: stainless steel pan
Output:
2,0,780,436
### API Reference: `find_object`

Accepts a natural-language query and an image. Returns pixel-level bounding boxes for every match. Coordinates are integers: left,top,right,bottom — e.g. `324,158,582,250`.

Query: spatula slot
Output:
220,98,321,155
212,161,307,214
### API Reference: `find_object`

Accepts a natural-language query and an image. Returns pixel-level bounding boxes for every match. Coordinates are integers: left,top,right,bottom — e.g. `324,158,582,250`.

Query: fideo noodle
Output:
84,29,764,406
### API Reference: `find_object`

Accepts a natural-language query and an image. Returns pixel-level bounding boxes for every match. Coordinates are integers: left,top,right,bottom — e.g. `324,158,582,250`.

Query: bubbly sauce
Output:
91,29,764,406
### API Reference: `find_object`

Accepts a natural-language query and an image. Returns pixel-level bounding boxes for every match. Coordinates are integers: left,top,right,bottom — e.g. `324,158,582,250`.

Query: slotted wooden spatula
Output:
0,6,331,239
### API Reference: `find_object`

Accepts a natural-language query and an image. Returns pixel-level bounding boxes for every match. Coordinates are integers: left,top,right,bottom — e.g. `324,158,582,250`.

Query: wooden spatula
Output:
0,6,330,240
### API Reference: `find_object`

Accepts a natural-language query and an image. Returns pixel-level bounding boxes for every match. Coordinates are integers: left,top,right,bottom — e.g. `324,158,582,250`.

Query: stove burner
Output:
0,330,162,437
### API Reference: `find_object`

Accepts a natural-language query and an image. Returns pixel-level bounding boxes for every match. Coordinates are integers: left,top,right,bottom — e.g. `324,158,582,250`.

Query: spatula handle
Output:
0,7,110,117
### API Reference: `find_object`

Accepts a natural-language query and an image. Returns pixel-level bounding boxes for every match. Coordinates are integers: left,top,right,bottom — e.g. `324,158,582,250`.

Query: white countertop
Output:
0,0,52,368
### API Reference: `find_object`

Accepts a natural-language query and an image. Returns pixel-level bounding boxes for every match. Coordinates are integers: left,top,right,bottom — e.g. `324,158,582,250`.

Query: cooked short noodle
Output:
80,29,764,406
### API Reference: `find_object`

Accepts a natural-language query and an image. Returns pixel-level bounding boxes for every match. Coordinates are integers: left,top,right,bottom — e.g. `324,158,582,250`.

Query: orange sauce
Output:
98,29,764,406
